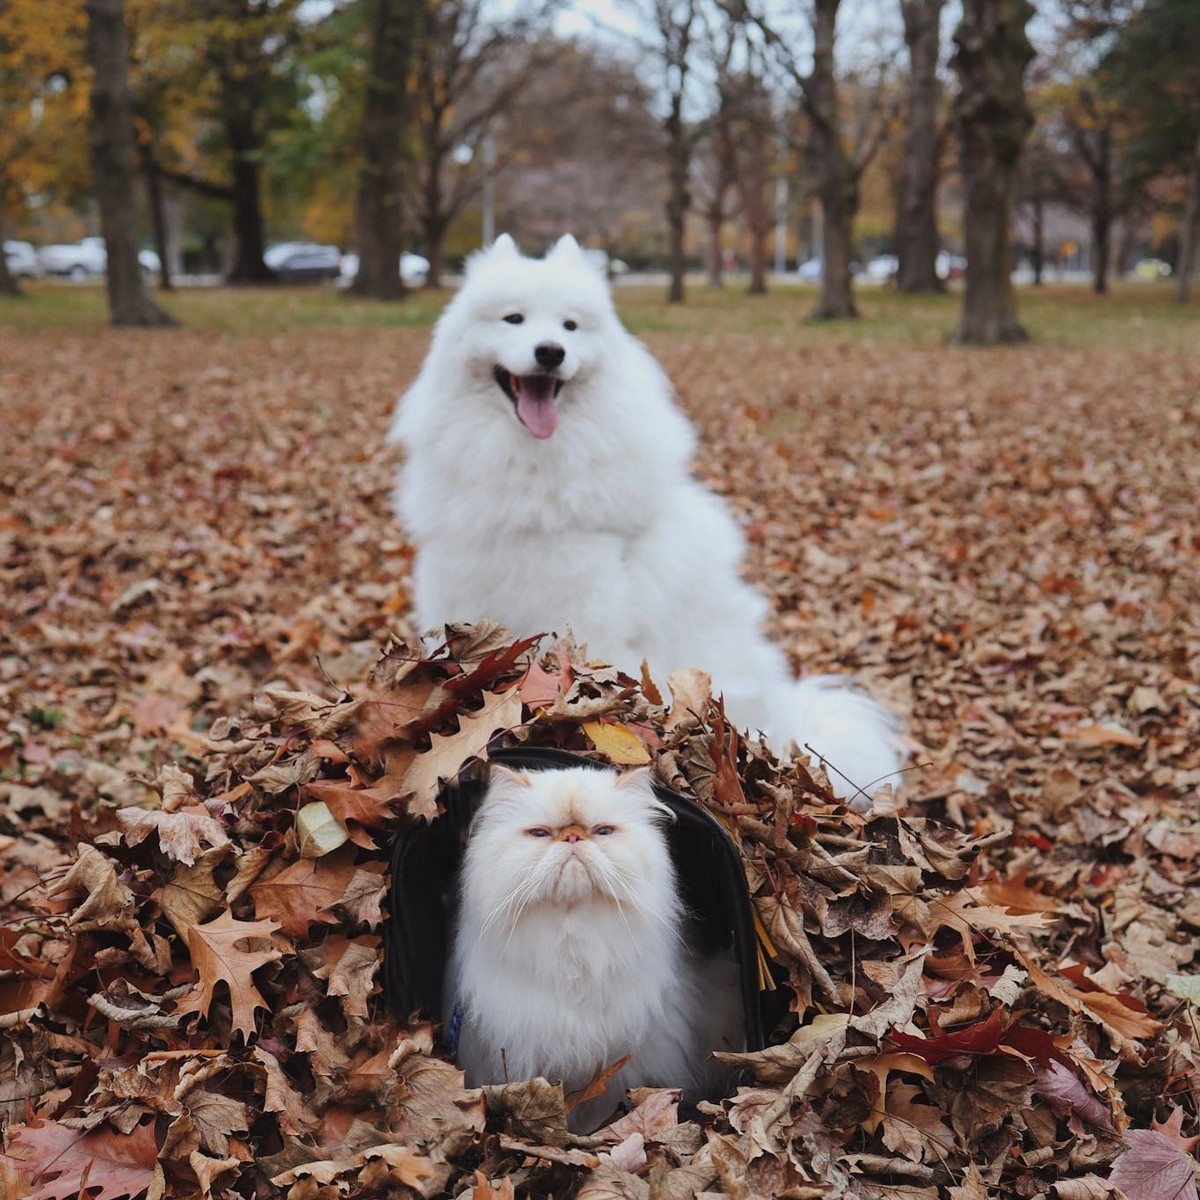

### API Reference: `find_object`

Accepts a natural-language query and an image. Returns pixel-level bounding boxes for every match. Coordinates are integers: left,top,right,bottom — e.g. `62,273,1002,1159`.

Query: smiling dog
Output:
391,234,902,801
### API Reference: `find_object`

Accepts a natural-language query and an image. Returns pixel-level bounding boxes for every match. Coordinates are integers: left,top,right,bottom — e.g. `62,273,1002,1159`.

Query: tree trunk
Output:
1174,123,1200,305
897,0,946,293
707,208,725,287
422,161,445,289
0,210,22,298
732,97,772,296
142,148,173,290
350,0,415,301
1091,122,1112,295
225,111,274,284
1031,193,1044,285
85,0,174,327
808,0,857,319
746,224,768,294
950,0,1034,345
665,91,689,304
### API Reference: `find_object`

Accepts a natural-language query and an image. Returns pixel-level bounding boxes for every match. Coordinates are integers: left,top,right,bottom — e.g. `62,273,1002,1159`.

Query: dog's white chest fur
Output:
392,235,903,800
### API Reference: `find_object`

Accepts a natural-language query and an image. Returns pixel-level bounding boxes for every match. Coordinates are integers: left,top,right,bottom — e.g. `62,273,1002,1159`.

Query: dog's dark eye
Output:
503,313,524,325
563,319,578,332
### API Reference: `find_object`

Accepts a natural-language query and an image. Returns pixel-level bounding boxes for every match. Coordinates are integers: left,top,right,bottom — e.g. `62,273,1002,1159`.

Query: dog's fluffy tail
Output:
783,676,905,810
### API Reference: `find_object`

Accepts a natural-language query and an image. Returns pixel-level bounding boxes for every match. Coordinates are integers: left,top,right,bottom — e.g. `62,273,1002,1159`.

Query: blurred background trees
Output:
0,0,1197,334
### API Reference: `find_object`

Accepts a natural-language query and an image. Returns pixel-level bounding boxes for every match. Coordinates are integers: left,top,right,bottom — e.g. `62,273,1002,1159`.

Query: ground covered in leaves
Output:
2,299,1199,1199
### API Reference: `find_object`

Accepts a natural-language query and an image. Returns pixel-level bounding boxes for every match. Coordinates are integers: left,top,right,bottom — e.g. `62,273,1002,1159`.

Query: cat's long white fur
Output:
447,766,742,1132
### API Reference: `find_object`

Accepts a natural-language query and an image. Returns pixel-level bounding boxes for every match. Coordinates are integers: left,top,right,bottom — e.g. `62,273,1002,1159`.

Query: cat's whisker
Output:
479,865,545,940
595,861,656,926
500,861,557,949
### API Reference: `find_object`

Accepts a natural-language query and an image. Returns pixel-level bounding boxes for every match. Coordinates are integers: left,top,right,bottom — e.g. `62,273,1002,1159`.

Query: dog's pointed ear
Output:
548,234,583,261
490,233,519,257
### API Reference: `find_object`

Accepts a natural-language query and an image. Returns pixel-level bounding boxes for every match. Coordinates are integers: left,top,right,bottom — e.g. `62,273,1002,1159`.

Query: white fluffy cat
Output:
391,233,903,803
446,765,743,1132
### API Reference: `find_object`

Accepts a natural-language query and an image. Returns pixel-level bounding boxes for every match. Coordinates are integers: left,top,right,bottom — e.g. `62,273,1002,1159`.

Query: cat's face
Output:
461,765,676,920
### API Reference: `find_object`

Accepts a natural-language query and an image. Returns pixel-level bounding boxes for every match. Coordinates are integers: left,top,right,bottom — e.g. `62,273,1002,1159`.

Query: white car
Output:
40,236,108,279
338,251,430,288
39,236,160,279
863,254,899,283
4,240,44,279
796,258,822,281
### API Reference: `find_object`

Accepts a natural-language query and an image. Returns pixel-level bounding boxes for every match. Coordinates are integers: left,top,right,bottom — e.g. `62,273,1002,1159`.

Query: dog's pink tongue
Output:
514,376,559,439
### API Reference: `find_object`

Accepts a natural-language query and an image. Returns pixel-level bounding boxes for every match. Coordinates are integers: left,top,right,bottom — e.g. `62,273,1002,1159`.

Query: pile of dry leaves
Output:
2,325,1200,1198
2,616,1198,1199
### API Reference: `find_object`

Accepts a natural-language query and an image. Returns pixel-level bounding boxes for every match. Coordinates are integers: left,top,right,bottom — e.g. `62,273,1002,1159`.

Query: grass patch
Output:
2,276,1196,350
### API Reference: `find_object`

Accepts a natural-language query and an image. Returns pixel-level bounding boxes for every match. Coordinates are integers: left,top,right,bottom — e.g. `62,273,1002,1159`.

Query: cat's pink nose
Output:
557,824,587,843
564,831,582,843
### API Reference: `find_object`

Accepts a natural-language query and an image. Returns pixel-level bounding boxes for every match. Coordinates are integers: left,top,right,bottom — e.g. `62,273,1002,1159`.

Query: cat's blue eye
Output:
593,824,616,836
525,827,552,838
503,313,524,324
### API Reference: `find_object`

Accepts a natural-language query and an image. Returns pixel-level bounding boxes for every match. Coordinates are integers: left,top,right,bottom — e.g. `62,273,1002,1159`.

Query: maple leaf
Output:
889,1009,1006,1064
7,1117,160,1200
1110,1130,1200,1200
174,909,284,1039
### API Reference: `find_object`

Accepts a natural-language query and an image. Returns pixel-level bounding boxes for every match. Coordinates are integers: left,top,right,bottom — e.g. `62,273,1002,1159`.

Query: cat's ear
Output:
615,767,656,794
487,764,533,796
616,768,675,821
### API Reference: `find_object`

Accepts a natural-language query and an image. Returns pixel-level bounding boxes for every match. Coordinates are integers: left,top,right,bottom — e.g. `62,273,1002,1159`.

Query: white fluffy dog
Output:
391,234,902,800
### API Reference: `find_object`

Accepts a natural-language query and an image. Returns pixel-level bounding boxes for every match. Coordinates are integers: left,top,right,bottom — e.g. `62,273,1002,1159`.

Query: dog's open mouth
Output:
494,367,563,440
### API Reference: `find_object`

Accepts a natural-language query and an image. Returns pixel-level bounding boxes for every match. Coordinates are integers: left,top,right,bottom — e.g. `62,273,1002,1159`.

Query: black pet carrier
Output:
382,744,774,1055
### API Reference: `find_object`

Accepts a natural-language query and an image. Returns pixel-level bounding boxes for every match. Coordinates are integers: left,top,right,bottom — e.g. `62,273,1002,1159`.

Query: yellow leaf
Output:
582,721,652,765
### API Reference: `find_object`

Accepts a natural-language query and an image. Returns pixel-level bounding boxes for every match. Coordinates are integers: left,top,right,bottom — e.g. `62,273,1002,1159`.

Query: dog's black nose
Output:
534,342,565,369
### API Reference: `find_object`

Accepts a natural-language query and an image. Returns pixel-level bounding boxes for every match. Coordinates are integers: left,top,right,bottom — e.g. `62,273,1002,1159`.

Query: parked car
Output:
337,251,431,288
796,257,822,281
863,254,899,283
264,242,342,282
936,251,967,280
1132,258,1171,280
40,236,108,279
3,240,43,279
38,236,161,279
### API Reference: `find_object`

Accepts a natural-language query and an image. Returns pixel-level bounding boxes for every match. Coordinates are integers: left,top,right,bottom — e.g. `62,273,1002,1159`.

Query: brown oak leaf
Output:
174,909,284,1039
